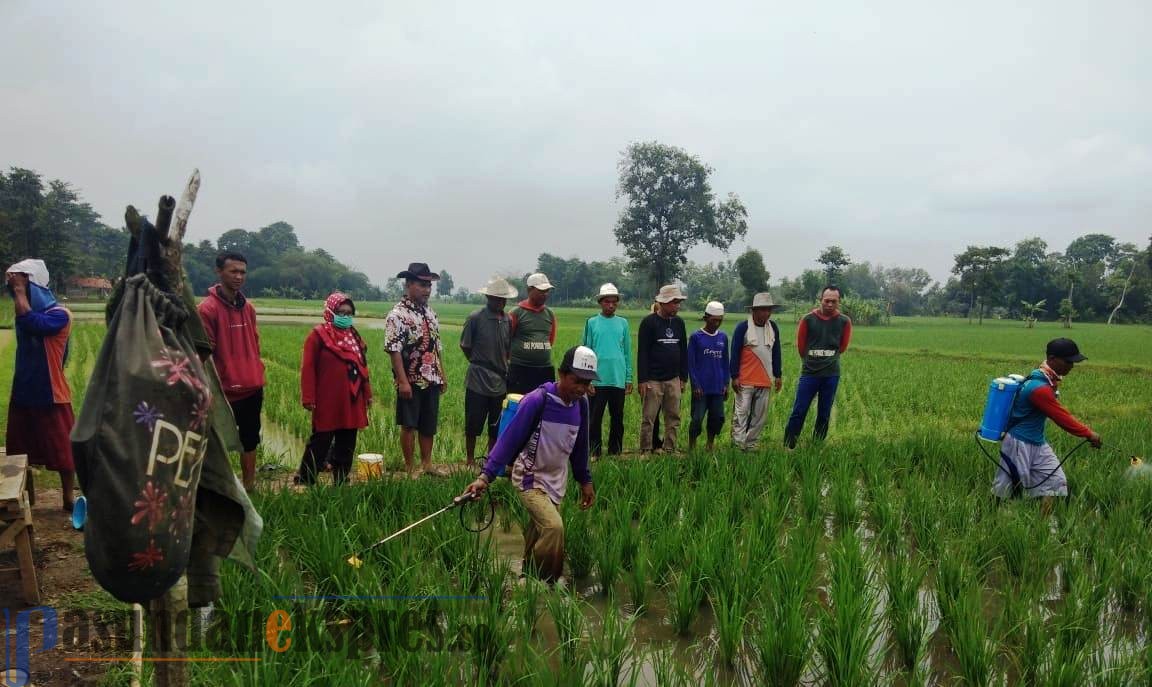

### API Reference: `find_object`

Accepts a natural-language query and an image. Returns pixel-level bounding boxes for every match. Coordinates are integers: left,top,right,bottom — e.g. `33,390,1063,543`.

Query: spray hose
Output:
346,489,496,568
975,432,1090,493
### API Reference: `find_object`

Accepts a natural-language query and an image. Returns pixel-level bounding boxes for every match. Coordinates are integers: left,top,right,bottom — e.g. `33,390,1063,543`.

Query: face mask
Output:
333,314,353,329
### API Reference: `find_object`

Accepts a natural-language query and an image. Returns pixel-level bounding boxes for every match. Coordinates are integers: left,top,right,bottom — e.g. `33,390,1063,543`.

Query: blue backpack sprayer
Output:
975,373,1089,496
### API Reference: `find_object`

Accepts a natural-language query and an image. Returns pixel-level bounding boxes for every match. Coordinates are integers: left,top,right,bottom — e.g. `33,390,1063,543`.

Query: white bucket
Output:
356,453,384,481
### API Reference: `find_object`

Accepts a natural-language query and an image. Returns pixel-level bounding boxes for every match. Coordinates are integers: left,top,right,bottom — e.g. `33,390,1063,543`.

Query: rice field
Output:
7,300,1152,685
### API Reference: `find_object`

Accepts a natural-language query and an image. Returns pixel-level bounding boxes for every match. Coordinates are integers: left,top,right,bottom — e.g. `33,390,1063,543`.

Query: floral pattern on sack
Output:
131,481,168,532
169,491,195,540
384,297,443,388
133,401,164,432
128,539,164,571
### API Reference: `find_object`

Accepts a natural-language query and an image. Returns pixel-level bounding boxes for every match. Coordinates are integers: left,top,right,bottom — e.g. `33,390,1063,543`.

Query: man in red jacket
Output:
197,251,267,491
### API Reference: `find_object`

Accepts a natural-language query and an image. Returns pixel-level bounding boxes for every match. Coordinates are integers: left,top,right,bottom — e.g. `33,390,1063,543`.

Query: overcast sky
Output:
3,1,1150,295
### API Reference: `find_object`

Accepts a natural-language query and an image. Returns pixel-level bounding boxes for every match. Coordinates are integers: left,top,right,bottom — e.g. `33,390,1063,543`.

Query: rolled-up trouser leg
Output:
519,488,565,583
640,382,665,451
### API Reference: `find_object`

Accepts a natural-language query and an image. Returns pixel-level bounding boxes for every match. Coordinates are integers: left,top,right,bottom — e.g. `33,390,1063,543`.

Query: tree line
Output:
0,167,382,301
4,157,1151,324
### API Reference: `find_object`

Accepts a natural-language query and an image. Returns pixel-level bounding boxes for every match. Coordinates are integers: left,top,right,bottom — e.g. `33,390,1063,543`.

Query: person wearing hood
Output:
5,259,77,510
507,273,557,395
196,251,266,491
783,286,852,449
465,346,597,586
298,293,372,485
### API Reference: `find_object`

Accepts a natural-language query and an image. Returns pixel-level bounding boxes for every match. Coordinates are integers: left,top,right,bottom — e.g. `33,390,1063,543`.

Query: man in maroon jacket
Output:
197,251,267,491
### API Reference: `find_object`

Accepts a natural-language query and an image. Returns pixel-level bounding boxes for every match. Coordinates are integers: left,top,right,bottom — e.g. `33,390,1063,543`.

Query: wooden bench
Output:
0,453,39,604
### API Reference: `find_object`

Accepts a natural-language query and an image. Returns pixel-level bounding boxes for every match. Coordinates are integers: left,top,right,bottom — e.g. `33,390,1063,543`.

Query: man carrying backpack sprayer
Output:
687,301,729,451
992,338,1101,513
464,346,597,586
582,283,633,458
784,286,851,449
730,292,783,451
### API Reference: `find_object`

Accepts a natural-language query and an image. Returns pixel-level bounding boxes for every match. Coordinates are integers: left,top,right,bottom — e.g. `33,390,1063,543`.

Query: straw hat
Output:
654,284,686,303
477,276,518,299
750,292,783,310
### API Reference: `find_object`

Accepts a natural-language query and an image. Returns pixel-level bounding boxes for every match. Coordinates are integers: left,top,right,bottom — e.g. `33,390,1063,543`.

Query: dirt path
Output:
0,486,123,686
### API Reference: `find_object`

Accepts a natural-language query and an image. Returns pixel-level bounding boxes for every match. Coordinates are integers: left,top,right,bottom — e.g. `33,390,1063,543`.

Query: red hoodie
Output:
197,286,266,402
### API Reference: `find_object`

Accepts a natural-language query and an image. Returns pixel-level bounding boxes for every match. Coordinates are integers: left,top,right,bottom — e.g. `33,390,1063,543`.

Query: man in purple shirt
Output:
465,346,597,585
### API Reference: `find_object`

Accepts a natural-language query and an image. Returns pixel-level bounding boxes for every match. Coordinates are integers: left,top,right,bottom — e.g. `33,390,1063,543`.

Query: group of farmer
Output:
4,253,1104,587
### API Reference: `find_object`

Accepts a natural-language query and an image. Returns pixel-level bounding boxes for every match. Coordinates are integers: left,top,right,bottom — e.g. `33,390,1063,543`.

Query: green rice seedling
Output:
935,545,968,631
800,458,822,524
711,581,748,668
816,531,881,687
830,459,860,532
946,576,997,687
563,504,595,579
753,530,816,686
668,568,706,636
588,600,636,687
546,590,586,667
868,481,901,553
593,523,624,596
626,546,651,613
884,549,929,674
1011,605,1047,687
512,578,543,636
648,647,695,687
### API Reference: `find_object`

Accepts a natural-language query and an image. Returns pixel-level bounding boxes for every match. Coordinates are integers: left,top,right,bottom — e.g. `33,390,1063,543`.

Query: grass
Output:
41,306,1152,684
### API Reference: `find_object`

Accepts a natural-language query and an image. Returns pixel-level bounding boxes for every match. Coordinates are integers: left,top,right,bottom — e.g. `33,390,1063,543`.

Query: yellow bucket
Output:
356,453,384,481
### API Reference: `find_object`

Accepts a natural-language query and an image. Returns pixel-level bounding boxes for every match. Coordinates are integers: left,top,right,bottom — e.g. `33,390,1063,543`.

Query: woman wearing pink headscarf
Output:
298,292,372,484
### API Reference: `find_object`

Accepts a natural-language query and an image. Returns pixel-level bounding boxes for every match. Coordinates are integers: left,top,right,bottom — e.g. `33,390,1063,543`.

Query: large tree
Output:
817,245,852,284
614,142,748,293
733,248,770,306
952,245,1010,324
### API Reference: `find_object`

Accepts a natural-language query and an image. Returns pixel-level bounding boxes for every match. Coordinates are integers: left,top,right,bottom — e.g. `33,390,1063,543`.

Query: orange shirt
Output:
738,347,773,388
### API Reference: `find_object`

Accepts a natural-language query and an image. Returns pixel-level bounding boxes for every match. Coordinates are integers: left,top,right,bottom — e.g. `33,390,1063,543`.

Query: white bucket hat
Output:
654,284,686,303
526,273,554,291
703,301,725,318
477,276,518,299
596,283,621,301
751,292,783,310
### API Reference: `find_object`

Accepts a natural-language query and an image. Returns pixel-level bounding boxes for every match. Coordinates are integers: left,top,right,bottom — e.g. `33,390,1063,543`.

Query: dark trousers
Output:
507,364,555,395
589,386,626,456
784,375,840,448
689,393,726,439
300,427,358,485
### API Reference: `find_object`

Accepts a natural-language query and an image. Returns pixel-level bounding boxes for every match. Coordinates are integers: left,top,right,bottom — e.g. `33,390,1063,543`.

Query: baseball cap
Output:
1046,338,1086,363
559,345,599,381
703,301,724,318
526,273,554,291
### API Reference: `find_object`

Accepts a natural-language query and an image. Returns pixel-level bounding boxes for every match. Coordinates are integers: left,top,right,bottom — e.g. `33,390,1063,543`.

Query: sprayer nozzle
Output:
1132,457,1144,467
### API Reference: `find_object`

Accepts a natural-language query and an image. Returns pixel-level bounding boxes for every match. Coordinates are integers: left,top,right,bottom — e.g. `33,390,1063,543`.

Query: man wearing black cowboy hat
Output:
385,262,447,476
992,338,1101,511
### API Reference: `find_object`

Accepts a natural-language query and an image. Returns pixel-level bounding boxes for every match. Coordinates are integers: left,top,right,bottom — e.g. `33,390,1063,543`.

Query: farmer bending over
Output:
992,338,1101,512
465,346,597,585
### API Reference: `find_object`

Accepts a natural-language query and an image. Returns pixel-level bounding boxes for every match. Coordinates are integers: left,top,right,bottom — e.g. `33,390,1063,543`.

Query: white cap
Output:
526,273,554,291
704,301,725,317
597,283,620,301
562,345,599,381
6,259,49,288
